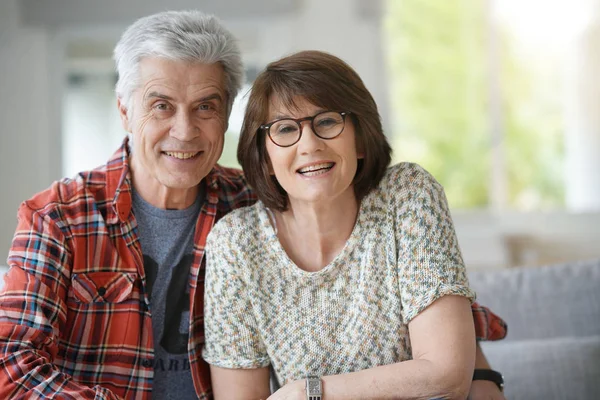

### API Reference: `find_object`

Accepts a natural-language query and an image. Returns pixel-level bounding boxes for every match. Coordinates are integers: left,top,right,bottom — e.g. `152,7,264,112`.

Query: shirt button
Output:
97,287,106,296
142,359,153,368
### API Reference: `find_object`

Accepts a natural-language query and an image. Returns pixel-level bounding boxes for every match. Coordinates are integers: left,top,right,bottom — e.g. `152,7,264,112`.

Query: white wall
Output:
452,210,600,270
245,0,389,128
0,0,60,264
63,73,124,177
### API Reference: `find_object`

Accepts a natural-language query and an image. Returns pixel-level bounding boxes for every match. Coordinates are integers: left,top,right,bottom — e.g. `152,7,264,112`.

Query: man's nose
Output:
170,111,199,141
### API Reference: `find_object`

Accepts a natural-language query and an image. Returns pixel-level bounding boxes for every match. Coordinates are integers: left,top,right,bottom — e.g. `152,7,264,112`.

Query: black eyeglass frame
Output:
260,111,351,148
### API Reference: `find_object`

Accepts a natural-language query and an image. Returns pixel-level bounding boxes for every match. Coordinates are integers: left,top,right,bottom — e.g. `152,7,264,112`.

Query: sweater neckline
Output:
257,199,368,278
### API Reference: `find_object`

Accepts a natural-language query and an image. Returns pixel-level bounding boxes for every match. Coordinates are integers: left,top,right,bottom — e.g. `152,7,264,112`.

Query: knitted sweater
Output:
202,162,475,385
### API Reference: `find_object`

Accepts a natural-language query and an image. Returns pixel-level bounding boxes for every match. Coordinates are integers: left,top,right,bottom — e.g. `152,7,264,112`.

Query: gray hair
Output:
114,10,244,117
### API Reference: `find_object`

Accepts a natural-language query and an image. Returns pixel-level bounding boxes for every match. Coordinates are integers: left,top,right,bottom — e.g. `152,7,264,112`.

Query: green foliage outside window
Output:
500,31,565,210
385,0,564,210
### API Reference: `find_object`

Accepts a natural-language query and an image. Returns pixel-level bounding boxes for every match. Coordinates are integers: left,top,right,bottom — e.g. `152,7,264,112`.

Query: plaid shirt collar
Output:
105,137,224,225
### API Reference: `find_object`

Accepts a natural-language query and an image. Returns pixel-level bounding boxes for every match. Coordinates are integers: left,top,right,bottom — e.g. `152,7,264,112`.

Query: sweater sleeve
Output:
390,164,476,324
202,214,270,369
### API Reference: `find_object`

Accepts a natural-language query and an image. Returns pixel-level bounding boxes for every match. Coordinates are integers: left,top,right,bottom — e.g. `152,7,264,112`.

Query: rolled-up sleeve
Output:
202,218,270,369
392,164,476,324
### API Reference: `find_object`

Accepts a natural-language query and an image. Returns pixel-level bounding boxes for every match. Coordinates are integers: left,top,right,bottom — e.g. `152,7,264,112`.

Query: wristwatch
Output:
473,369,504,392
305,376,323,400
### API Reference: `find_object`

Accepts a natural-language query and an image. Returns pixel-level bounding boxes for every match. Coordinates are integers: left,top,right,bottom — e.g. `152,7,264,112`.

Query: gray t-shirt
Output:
133,188,203,399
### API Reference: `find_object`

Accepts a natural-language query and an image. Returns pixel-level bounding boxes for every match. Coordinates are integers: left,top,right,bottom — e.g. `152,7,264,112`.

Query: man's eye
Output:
154,103,171,111
198,104,211,111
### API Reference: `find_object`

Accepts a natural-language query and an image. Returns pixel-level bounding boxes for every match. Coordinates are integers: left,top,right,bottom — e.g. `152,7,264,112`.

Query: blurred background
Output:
1,0,599,270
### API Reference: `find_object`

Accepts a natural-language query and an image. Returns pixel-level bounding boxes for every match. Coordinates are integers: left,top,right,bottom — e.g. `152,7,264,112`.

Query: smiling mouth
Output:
297,162,335,176
163,151,201,160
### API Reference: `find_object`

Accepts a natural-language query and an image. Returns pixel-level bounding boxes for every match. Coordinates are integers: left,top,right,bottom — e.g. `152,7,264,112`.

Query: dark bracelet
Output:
473,369,504,392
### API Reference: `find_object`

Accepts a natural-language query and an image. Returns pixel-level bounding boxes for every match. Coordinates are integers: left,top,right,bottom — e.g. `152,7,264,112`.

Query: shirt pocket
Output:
69,272,136,303
65,272,140,362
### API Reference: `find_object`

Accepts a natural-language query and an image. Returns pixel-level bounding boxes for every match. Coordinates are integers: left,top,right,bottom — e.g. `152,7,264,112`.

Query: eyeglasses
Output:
260,111,350,147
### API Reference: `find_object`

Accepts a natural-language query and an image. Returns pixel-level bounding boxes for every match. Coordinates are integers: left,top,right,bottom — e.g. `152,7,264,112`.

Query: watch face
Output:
307,379,322,395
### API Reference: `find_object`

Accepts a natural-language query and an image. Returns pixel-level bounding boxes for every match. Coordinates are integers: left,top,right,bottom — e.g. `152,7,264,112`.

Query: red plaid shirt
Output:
0,140,506,399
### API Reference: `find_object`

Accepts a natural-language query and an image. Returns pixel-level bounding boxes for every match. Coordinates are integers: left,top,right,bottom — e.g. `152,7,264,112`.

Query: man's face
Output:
119,57,228,209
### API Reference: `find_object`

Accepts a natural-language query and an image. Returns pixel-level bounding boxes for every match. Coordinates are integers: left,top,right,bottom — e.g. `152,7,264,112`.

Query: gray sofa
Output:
469,259,600,400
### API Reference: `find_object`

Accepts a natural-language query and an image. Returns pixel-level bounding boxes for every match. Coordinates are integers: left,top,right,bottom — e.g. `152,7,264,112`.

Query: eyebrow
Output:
197,93,224,103
145,92,173,101
145,91,224,103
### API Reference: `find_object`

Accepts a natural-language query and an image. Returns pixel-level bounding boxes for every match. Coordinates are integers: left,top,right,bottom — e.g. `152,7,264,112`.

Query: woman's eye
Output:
317,118,337,127
277,125,298,135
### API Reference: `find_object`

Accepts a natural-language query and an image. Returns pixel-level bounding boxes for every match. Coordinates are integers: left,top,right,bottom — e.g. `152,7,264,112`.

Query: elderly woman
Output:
203,50,504,399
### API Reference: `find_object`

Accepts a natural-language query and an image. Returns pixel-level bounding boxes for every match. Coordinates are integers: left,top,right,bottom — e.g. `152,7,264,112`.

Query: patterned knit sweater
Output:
202,162,475,385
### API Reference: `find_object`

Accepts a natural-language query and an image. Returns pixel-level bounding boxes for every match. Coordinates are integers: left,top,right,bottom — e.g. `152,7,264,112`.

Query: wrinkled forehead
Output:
136,57,227,95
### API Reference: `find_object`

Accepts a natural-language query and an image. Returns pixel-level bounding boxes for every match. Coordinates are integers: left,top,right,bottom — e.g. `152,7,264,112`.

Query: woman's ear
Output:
355,131,365,160
357,140,365,159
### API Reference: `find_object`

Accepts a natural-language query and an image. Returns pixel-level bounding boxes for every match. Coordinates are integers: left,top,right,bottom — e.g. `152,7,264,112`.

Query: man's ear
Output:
117,98,132,132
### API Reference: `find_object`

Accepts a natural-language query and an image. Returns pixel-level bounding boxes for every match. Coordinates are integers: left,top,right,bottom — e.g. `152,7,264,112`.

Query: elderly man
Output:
0,10,505,400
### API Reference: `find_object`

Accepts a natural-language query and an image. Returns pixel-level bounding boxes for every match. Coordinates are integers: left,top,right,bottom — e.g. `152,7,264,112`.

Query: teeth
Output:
298,163,334,173
164,151,198,160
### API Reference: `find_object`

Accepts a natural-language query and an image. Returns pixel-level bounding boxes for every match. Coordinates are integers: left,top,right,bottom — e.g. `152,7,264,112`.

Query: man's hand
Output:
469,380,506,400
267,380,305,400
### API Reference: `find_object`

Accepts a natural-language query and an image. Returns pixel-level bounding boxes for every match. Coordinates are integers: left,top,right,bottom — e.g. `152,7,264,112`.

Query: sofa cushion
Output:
481,335,600,400
468,259,600,340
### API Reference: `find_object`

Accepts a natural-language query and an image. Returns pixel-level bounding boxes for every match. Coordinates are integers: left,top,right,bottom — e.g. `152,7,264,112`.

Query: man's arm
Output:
469,345,506,400
469,303,507,400
471,302,507,341
0,203,121,399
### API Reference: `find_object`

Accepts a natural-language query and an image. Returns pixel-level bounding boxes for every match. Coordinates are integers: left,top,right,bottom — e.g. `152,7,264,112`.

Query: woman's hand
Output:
468,380,506,400
267,380,305,400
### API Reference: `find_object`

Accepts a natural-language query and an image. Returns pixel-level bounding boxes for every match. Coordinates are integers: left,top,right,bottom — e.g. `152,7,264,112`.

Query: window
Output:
384,0,588,210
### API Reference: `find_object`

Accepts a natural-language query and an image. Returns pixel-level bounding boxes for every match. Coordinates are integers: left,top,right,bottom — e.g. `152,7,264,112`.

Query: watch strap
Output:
473,368,504,392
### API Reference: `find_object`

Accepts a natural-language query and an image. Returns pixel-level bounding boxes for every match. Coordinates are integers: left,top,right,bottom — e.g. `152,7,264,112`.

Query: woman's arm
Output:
203,218,273,399
211,365,271,400
269,295,476,400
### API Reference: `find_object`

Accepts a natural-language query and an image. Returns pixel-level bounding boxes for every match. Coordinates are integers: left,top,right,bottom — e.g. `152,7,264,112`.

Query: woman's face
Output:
264,95,361,208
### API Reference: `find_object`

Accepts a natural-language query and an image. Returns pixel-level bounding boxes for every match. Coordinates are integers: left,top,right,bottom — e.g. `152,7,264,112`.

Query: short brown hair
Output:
238,50,392,211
